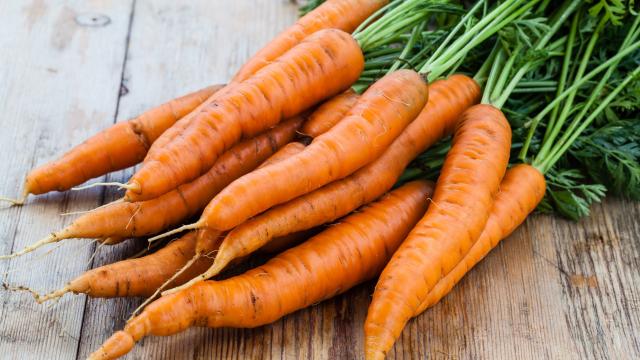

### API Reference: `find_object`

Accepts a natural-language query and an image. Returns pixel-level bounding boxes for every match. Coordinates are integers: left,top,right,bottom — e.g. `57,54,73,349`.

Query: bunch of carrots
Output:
2,0,639,359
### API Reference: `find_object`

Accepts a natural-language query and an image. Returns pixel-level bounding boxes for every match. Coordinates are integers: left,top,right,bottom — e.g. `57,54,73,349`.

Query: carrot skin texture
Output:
232,0,388,82
200,69,429,231
205,75,479,275
300,89,360,137
24,86,221,195
127,29,364,201
65,231,220,298
54,118,301,241
88,181,433,360
365,104,512,359
257,142,306,169
416,164,545,313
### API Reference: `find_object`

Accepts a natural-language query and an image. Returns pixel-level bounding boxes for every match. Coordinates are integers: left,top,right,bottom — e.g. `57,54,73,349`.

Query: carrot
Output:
258,229,320,254
155,69,428,240
88,180,433,360
232,0,388,82
415,164,545,313
257,142,306,169
125,29,365,201
185,75,479,280
300,89,360,137
0,85,221,205
364,104,512,359
1,119,300,259
35,231,221,302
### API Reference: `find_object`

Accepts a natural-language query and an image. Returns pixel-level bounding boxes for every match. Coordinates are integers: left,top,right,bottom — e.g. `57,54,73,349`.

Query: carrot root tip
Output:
130,255,200,319
147,223,200,243
2,283,44,302
36,286,71,304
71,181,126,191
161,269,209,297
0,234,58,259
0,195,26,206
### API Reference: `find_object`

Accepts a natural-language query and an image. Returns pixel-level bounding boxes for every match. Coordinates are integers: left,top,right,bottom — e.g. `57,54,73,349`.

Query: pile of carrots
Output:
2,0,639,359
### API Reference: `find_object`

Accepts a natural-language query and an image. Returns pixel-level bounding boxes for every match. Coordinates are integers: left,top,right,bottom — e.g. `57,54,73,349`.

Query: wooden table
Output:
1,1,639,359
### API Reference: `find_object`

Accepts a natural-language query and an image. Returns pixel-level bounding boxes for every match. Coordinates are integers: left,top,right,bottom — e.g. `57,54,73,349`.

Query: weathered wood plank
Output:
0,1,134,359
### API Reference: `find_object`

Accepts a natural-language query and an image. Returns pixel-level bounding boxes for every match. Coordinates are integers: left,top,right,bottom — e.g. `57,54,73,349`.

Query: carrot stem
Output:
537,65,640,172
520,36,640,161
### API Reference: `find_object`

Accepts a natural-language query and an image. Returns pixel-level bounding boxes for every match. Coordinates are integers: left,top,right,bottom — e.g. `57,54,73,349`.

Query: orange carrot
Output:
257,142,306,169
415,164,546,314
258,229,320,254
300,89,360,137
88,180,433,360
2,119,300,259
189,75,479,279
183,69,429,233
125,29,364,201
232,0,388,82
364,104,512,359
4,86,221,204
35,231,221,302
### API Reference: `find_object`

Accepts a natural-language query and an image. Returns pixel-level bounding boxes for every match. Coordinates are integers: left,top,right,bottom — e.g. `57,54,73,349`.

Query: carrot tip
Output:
36,286,70,304
0,234,58,260
2,283,44,301
147,223,199,243
0,195,26,206
161,270,208,297
129,255,200,319
71,182,133,191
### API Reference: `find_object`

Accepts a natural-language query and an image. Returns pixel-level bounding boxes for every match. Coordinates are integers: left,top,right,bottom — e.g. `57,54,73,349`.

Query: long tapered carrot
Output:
88,180,433,360
2,86,221,204
35,231,221,302
415,164,545,314
189,75,479,280
364,104,512,359
232,0,388,82
300,89,360,137
164,69,428,237
1,119,300,259
125,29,364,201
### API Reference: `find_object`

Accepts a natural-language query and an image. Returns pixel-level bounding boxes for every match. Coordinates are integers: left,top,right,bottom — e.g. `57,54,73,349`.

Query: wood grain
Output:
0,1,639,359
0,0,134,359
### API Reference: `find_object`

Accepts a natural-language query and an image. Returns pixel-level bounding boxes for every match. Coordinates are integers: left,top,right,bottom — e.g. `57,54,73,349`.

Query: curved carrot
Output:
416,164,546,314
14,85,221,202
3,119,300,259
300,89,360,137
193,69,428,232
126,29,364,201
194,75,479,278
232,0,388,82
88,180,433,360
36,231,221,302
364,104,512,359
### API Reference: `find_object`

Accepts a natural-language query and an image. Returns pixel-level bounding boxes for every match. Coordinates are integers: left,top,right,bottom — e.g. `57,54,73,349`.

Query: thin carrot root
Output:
71,182,139,192
35,286,71,304
130,255,200,319
0,234,58,259
0,193,26,206
147,223,200,243
2,283,45,301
